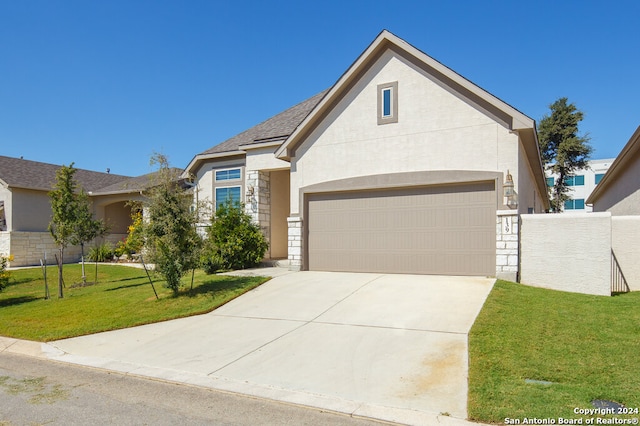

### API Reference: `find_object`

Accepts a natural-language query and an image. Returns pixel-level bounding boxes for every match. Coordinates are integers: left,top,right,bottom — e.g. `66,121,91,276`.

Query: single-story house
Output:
0,155,157,266
184,30,549,279
587,125,640,214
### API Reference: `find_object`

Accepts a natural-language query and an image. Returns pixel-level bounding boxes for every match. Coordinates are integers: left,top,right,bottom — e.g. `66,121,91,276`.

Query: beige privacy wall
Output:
612,216,640,291
520,213,612,296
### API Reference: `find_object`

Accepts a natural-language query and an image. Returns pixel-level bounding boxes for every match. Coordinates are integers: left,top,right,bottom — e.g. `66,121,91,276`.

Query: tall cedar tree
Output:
143,154,201,295
538,97,592,212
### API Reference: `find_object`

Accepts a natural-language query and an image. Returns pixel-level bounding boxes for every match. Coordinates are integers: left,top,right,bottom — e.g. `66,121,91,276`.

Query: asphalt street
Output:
0,352,393,426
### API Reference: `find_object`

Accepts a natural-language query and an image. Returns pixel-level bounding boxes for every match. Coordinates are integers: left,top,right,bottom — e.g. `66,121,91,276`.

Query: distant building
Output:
545,158,615,212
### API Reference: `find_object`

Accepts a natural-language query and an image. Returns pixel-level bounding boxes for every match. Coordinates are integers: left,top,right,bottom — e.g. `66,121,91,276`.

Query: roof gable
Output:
0,155,131,193
275,30,536,161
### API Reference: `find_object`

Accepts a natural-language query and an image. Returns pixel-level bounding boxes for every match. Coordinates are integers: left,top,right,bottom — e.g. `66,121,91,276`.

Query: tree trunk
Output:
58,248,64,298
81,242,86,284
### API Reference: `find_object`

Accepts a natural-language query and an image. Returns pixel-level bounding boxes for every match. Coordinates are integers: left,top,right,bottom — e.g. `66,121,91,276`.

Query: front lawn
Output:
0,264,268,342
469,280,640,423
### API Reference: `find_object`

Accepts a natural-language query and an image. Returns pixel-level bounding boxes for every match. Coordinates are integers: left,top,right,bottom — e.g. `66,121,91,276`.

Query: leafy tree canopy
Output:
142,154,201,295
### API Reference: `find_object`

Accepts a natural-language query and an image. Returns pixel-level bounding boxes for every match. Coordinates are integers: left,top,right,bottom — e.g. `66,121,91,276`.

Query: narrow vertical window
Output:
377,81,398,124
382,87,392,117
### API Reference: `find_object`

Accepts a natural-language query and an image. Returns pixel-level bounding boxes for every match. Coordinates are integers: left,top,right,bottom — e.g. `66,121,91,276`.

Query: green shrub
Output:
202,199,268,272
201,253,224,274
88,242,114,262
0,255,11,291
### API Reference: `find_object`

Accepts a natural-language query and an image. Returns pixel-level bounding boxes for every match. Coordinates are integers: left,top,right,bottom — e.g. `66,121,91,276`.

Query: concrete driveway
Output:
38,270,494,425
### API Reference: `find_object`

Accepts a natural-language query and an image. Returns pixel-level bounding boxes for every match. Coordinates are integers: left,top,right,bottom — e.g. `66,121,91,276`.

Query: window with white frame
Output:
215,186,241,209
377,81,398,125
212,167,243,211
565,175,585,186
215,168,241,182
564,198,585,210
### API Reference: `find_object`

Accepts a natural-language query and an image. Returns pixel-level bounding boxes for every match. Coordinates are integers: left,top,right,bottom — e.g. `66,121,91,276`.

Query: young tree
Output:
48,164,81,298
71,189,109,284
142,154,201,295
538,97,592,212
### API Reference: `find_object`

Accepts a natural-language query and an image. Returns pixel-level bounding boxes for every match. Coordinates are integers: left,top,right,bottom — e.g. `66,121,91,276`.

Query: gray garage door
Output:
306,182,496,276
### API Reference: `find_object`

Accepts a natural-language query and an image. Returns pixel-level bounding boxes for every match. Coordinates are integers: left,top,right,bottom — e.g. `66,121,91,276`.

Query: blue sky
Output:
2,0,638,177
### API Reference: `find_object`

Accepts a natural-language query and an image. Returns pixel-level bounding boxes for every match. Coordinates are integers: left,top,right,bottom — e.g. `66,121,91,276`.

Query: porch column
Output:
287,216,302,271
245,170,271,259
496,210,519,281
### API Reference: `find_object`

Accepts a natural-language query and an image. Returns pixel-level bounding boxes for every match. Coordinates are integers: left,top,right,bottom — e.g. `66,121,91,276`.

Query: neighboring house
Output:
587,126,640,215
0,155,155,266
545,158,615,212
185,30,549,279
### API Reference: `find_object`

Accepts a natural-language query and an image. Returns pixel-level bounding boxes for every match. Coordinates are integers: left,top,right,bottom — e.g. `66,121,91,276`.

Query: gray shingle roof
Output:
91,168,185,195
200,90,328,155
0,155,131,192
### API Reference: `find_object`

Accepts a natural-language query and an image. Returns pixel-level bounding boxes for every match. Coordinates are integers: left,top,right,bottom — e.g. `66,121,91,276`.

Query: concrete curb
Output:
0,335,489,426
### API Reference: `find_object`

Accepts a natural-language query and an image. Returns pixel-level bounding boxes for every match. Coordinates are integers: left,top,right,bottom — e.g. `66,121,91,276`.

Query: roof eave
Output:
88,189,146,197
182,151,246,178
587,125,640,205
239,139,286,151
515,126,550,210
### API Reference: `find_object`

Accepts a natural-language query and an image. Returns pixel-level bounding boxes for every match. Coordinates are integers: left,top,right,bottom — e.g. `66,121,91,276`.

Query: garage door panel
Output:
306,182,496,276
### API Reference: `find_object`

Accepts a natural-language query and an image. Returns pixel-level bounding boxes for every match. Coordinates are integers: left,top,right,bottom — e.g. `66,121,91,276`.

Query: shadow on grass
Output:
179,276,262,298
5,277,40,287
0,295,40,308
101,275,147,283
105,281,150,292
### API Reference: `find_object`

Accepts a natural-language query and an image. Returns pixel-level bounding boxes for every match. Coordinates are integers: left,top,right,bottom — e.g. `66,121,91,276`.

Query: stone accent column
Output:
287,216,302,271
0,232,10,266
496,210,519,281
246,170,271,259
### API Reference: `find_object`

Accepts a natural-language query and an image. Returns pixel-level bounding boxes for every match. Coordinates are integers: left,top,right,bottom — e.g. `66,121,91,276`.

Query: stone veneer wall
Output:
287,216,302,270
245,170,271,259
495,210,519,281
1,231,127,267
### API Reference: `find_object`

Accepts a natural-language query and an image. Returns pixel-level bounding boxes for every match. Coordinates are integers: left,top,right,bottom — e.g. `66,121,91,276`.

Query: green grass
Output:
469,280,640,423
0,264,269,342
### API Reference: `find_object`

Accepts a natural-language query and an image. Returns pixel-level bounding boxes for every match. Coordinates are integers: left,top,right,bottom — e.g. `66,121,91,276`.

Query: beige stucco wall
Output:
7,188,138,235
245,146,290,171
0,185,10,231
520,213,611,296
517,139,545,214
289,50,523,214
192,157,245,220
103,201,132,234
592,153,640,215
611,216,640,291
270,170,290,258
10,188,52,232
